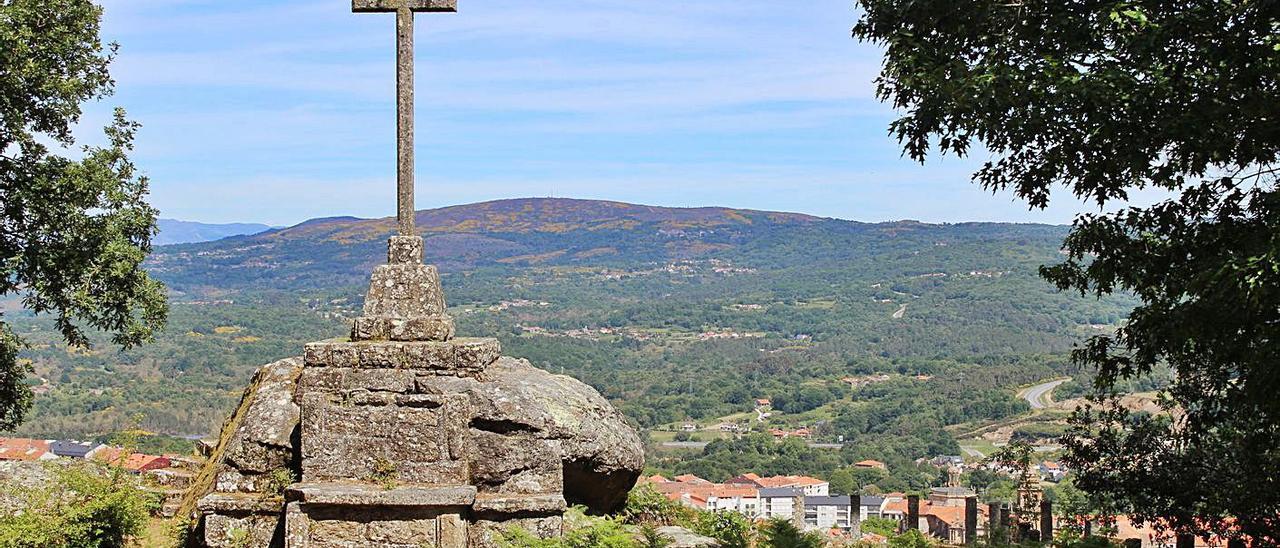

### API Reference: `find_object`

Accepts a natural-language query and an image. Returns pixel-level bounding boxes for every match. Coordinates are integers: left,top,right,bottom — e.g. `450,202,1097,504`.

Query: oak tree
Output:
0,0,167,430
855,1,1280,542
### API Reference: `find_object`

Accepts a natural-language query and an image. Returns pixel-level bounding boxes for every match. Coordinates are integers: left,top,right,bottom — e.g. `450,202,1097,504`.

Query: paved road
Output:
961,447,985,458
661,441,710,449
661,441,845,450
1020,378,1069,409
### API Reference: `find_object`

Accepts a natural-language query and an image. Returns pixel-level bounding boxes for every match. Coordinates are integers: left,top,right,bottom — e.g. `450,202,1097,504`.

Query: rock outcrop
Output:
186,235,643,547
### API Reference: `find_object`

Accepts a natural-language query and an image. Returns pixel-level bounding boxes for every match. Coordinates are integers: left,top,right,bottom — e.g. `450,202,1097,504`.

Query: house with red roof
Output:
854,459,888,470
884,496,988,544
0,438,55,462
1039,460,1067,482
726,473,829,496
673,473,711,485
92,447,171,473
768,427,812,440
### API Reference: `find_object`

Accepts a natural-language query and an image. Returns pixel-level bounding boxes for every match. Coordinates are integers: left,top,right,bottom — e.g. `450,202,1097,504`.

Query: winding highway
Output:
1019,378,1069,409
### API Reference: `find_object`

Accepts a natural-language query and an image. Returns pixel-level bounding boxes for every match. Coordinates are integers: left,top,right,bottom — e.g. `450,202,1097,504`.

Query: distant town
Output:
0,437,194,517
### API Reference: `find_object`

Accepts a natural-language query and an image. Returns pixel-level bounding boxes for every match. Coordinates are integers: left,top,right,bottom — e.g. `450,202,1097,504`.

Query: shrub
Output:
0,461,156,547
889,529,937,548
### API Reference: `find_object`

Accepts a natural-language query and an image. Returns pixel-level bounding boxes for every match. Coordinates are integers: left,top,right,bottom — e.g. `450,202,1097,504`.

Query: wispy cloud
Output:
89,0,1113,226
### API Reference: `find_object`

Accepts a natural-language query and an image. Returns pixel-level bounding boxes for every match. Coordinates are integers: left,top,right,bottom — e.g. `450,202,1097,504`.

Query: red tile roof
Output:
92,447,171,472
0,438,51,461
882,499,988,528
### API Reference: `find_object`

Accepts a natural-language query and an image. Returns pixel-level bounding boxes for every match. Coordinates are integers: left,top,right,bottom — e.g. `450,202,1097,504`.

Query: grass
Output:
648,430,732,443
132,518,177,548
959,438,999,459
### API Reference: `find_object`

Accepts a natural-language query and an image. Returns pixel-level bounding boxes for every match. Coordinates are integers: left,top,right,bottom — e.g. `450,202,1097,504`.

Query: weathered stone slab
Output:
472,493,566,515
362,263,446,318
287,483,476,507
352,0,457,13
299,391,470,484
303,338,500,372
352,314,454,342
285,500,469,548
292,508,442,547
469,516,562,548
203,512,283,548
198,493,284,548
299,367,417,394
198,493,285,515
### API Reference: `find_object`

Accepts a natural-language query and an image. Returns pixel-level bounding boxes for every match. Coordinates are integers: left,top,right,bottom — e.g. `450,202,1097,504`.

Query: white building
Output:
803,495,859,531
758,487,804,521
859,495,887,522
704,486,761,517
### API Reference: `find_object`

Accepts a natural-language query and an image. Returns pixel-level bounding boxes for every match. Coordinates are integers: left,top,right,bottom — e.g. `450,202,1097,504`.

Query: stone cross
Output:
353,0,458,235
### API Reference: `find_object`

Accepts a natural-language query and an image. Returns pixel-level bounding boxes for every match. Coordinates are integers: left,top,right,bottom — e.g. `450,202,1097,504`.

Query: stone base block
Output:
387,235,424,265
362,263,447,318
285,500,469,548
299,392,470,484
197,493,284,548
303,338,500,374
352,314,454,342
287,483,476,507
472,493,567,515
469,515,563,548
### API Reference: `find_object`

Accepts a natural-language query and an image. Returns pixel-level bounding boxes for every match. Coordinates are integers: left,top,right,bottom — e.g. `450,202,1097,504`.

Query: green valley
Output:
4,198,1137,490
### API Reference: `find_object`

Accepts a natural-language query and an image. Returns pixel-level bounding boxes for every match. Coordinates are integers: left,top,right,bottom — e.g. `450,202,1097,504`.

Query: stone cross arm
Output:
352,0,456,12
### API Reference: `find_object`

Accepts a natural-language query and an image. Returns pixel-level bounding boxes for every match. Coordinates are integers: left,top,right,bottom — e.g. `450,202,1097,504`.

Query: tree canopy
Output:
0,0,167,430
854,0,1279,542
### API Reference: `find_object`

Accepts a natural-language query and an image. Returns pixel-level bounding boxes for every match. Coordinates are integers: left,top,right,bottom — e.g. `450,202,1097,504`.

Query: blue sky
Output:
79,0,1131,226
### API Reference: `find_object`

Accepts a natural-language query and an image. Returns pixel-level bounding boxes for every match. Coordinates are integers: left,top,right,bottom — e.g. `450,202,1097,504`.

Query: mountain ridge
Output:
253,198,831,244
147,197,1072,296
156,219,273,245
197,197,1063,246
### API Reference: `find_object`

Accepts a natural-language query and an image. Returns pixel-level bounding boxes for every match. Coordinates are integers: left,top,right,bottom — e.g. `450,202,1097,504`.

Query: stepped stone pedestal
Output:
188,235,638,547
286,236,564,548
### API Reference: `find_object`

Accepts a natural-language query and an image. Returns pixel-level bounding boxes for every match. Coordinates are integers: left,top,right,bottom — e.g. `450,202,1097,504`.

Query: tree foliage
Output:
0,0,167,429
854,0,1280,541
0,454,155,547
888,529,936,548
759,518,824,548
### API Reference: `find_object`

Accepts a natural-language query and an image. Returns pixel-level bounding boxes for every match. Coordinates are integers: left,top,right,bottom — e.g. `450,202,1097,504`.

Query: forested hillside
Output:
4,198,1133,487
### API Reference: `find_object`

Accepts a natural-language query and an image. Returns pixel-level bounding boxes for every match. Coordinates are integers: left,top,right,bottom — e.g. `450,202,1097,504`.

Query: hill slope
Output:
11,198,1132,485
148,197,1064,295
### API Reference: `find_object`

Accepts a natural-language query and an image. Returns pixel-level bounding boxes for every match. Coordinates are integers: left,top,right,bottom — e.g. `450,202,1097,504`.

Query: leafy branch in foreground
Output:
854,0,1280,542
0,0,168,430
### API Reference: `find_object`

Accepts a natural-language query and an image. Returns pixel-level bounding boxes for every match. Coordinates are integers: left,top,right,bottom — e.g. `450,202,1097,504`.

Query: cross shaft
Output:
353,0,458,235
